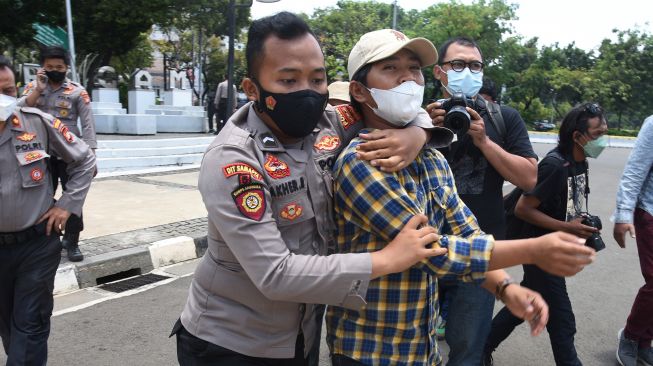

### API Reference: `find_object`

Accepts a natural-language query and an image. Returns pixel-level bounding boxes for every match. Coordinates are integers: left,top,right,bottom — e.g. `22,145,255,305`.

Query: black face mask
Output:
255,82,328,138
45,70,66,83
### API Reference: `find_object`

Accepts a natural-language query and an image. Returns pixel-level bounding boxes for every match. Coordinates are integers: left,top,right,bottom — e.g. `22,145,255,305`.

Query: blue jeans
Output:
485,265,581,366
440,280,495,366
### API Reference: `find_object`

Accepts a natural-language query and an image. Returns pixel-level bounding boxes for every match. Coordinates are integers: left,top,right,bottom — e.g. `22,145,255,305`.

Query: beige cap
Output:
347,29,438,79
327,81,350,103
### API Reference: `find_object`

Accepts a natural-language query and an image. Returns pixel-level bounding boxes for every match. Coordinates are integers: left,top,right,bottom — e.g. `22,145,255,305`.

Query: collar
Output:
241,103,286,153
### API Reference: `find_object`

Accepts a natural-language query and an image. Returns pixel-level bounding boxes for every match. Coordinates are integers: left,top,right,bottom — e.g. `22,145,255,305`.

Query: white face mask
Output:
0,94,17,122
367,81,425,127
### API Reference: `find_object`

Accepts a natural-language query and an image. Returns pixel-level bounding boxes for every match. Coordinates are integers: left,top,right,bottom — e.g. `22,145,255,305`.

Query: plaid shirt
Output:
326,131,494,366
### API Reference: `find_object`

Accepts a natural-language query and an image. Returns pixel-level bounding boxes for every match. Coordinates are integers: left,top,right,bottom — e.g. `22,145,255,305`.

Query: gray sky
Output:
251,0,652,51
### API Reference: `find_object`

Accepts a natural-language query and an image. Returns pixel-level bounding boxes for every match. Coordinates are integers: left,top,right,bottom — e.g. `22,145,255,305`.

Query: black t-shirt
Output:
444,104,537,239
521,148,588,238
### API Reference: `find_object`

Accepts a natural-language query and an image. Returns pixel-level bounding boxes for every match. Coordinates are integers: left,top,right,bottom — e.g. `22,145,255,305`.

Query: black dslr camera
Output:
580,213,605,252
439,92,476,135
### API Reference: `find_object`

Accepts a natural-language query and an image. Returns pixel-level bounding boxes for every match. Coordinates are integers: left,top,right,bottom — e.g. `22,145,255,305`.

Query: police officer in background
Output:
20,46,97,262
0,56,95,365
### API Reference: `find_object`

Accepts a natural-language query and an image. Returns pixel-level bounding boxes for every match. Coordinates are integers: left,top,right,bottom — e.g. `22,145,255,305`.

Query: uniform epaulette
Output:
334,104,362,130
19,106,58,125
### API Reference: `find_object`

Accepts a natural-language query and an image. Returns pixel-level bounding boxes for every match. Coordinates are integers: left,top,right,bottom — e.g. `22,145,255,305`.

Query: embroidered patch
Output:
59,109,69,117
265,96,276,111
280,203,303,220
264,154,290,179
63,85,74,95
17,132,36,142
259,132,278,148
12,116,20,127
25,151,44,162
22,82,33,96
335,105,361,130
58,125,74,143
314,135,341,151
232,183,266,221
53,118,62,129
223,162,263,181
80,90,90,104
30,168,44,182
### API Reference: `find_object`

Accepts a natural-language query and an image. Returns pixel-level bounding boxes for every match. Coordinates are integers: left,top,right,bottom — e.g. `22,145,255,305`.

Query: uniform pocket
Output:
19,159,48,188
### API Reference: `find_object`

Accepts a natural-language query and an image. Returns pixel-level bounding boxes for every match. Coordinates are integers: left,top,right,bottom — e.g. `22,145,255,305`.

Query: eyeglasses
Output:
584,103,602,116
440,59,484,74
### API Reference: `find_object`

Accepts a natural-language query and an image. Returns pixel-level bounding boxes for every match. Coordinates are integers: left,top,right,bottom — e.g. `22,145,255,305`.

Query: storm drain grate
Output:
99,273,171,293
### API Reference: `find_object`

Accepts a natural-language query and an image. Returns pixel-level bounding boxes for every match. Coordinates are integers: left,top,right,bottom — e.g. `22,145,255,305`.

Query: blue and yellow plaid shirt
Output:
326,131,495,366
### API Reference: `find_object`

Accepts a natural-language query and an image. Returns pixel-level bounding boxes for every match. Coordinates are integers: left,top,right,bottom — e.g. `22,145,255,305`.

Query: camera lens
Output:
444,106,471,135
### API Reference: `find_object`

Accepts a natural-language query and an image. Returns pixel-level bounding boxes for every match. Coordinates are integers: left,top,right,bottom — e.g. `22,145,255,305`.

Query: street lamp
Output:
226,0,280,119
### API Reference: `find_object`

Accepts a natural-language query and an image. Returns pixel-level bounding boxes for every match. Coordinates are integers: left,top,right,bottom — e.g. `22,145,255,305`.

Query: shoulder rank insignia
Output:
232,183,266,221
17,132,36,142
280,203,303,221
12,116,20,127
223,162,263,182
314,135,341,151
63,84,75,95
335,104,361,130
259,132,278,149
264,154,290,179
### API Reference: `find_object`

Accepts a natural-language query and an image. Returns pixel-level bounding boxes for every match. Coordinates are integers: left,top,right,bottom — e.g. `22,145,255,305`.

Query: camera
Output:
439,92,475,135
580,213,605,252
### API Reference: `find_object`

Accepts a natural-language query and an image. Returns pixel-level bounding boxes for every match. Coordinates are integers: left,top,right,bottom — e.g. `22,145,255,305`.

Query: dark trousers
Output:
485,264,581,366
50,158,83,235
625,208,653,348
0,232,62,365
174,319,307,366
331,354,365,365
307,304,325,366
216,98,228,133
207,101,216,131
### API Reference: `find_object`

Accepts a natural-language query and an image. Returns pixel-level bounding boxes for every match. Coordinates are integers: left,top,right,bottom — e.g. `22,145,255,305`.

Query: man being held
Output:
326,29,596,366
426,37,539,365
613,115,653,366
20,45,97,262
0,55,96,365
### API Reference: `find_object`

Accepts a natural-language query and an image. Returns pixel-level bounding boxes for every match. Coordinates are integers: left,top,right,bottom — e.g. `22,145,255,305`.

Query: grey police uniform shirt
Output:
214,80,238,110
20,79,97,149
0,107,96,232
180,102,378,359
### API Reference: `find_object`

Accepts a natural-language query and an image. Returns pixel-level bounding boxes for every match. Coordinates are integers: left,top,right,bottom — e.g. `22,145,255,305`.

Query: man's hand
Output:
565,217,600,238
36,68,48,92
426,101,445,127
501,285,549,336
613,223,636,248
466,108,489,148
356,126,427,172
38,207,71,236
370,214,446,279
530,231,595,276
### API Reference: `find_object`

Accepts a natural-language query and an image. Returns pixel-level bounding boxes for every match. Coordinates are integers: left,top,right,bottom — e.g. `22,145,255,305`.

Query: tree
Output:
0,0,63,51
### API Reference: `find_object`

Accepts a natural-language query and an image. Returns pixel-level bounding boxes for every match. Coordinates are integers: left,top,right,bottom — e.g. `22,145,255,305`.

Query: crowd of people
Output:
0,10,651,366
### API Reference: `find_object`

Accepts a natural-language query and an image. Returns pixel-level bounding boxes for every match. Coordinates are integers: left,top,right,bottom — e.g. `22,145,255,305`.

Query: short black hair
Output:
246,11,318,78
0,55,15,78
349,63,372,114
479,77,497,102
40,45,70,65
558,102,606,156
438,36,483,62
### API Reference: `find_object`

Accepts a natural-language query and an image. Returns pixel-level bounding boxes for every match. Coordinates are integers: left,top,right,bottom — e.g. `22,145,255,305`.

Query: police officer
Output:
20,45,97,262
173,12,444,366
0,56,95,365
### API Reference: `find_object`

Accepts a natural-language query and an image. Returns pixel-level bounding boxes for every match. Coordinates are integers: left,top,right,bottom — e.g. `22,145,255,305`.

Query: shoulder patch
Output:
22,82,34,96
314,135,341,151
334,104,361,130
63,84,75,95
80,90,90,104
232,183,266,221
223,162,263,181
264,154,291,179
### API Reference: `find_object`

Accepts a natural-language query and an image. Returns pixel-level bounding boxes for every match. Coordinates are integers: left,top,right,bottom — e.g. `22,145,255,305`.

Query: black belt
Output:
0,222,48,247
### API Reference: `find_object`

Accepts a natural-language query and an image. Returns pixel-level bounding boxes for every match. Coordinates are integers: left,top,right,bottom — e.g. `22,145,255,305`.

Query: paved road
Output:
1,143,638,365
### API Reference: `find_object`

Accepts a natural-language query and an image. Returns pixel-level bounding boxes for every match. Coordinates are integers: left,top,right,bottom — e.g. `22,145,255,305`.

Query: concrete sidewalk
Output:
54,167,209,294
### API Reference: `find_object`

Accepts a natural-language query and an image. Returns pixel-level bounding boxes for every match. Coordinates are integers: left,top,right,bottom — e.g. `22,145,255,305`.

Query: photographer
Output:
483,103,608,365
425,37,538,365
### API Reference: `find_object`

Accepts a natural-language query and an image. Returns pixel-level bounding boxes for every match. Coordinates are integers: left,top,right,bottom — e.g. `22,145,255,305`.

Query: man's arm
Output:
613,116,653,247
75,88,98,149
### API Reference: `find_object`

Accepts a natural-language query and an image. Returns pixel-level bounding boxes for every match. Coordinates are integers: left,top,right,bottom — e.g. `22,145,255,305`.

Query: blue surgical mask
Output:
445,68,483,98
582,135,607,158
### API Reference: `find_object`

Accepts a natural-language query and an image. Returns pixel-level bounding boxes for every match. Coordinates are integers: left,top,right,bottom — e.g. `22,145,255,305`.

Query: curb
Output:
53,235,208,295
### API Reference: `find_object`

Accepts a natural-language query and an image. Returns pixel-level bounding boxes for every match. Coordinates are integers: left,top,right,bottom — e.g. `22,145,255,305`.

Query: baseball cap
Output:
327,81,350,103
347,29,438,79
